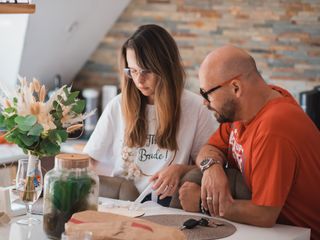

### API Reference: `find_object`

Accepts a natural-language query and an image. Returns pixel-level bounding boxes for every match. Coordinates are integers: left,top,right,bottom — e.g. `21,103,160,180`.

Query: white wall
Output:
0,14,28,89
1,0,130,90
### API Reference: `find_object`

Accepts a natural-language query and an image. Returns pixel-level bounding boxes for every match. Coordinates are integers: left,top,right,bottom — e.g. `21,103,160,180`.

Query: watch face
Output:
200,158,210,166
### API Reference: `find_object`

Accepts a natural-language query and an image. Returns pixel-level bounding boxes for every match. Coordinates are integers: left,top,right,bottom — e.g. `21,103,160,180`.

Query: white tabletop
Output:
0,140,87,165
0,197,311,240
0,144,26,165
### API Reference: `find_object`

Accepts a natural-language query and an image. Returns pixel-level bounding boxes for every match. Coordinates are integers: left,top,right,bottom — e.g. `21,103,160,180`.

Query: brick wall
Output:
74,0,320,100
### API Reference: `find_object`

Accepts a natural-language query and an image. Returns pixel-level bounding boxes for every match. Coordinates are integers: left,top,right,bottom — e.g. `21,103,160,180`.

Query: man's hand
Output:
179,182,201,212
201,164,233,216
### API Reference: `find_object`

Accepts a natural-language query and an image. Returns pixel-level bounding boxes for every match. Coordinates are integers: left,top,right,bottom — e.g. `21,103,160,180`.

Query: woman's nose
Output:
136,74,145,83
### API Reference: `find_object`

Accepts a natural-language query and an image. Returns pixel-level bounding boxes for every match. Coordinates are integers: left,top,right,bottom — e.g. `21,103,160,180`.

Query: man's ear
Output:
231,80,242,97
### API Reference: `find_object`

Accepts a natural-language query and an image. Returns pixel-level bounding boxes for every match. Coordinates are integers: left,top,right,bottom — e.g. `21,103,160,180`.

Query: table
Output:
0,140,87,165
0,140,87,186
0,197,310,240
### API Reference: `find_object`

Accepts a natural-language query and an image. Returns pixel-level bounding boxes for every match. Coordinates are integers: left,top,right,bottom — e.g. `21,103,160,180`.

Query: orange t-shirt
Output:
208,86,320,239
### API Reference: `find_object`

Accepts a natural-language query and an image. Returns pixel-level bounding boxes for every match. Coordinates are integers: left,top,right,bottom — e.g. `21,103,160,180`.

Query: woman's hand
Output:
150,164,192,200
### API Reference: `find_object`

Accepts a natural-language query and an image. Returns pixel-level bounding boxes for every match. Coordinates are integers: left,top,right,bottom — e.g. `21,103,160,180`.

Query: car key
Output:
179,218,199,230
198,217,209,227
199,217,224,228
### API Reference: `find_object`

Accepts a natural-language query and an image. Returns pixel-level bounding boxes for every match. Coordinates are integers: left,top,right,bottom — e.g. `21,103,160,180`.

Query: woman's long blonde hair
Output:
120,24,185,151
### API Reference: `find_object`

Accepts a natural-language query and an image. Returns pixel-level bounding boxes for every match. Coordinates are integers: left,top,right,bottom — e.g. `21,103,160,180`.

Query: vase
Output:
43,153,99,239
15,154,43,225
22,153,40,202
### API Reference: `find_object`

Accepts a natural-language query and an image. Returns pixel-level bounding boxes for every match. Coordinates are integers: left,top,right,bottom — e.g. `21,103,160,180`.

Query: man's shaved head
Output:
199,45,258,87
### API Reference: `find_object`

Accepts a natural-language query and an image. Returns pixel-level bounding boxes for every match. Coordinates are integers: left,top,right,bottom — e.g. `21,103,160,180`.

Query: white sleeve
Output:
190,105,218,162
83,99,117,168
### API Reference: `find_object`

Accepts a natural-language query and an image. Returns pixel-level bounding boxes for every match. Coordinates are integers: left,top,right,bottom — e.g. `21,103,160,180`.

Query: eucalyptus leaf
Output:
0,114,5,128
57,95,64,104
64,91,79,105
18,134,38,147
39,139,60,155
16,124,32,132
71,100,85,114
15,115,37,131
55,130,68,142
5,115,17,129
28,123,44,136
54,103,62,113
53,100,58,108
15,115,36,126
13,137,25,148
47,129,67,145
4,129,15,143
0,81,88,157
63,86,69,96
48,130,58,144
53,119,62,129
52,111,62,120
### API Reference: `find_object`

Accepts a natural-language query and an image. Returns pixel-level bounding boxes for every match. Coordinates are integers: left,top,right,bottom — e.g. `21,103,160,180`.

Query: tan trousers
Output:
99,175,139,201
98,167,251,208
169,167,251,209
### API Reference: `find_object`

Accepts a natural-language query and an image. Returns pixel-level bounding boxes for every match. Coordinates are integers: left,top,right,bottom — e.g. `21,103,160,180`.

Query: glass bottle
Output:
43,153,99,239
82,88,99,139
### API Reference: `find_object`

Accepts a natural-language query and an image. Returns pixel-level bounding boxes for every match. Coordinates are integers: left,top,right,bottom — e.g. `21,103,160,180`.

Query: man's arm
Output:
195,144,233,216
195,144,226,167
222,199,281,227
179,184,281,227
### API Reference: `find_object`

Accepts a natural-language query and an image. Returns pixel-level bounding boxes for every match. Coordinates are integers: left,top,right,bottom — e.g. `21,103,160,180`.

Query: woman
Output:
83,24,217,206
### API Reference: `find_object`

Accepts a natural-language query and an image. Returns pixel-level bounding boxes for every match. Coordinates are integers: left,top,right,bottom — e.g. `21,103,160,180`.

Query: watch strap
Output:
200,158,223,173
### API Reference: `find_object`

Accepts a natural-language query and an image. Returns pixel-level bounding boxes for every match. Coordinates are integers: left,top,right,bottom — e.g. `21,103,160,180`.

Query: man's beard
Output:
208,99,237,123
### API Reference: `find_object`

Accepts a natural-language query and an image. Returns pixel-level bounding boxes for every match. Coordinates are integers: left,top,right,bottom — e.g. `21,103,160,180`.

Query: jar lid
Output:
55,153,90,169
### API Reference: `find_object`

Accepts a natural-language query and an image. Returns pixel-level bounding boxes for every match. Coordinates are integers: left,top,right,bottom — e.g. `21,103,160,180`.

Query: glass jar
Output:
43,153,99,239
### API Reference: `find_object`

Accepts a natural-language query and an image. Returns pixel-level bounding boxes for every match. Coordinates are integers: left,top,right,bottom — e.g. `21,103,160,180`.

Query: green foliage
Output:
52,175,93,212
0,84,86,157
71,100,85,114
15,115,37,131
0,114,5,128
28,123,44,136
1,113,66,157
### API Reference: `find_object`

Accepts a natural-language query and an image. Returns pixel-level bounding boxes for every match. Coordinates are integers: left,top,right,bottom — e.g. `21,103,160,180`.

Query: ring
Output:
206,196,213,201
163,184,174,192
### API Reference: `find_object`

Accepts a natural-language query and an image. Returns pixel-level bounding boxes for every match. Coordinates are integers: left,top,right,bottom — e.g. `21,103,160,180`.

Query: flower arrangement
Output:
121,146,143,179
0,76,93,202
0,77,90,156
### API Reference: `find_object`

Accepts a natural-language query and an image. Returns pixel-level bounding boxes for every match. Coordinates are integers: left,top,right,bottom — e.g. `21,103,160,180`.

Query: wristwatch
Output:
200,158,223,173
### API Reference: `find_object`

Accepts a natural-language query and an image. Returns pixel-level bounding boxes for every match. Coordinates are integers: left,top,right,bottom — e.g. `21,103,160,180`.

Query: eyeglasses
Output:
123,67,152,79
200,74,241,102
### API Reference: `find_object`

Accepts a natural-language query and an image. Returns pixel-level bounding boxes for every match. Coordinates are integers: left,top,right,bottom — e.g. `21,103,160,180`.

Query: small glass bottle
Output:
82,88,99,139
43,153,99,239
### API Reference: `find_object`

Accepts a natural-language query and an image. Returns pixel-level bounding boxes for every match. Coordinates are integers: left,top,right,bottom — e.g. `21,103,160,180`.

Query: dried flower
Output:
0,76,93,157
33,78,41,92
66,124,83,133
121,146,143,180
39,85,46,102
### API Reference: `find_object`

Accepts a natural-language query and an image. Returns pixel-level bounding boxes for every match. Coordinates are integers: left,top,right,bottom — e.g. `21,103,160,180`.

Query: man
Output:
179,45,320,239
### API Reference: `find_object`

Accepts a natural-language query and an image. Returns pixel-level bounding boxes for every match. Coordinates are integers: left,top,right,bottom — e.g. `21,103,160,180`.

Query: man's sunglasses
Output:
200,74,241,102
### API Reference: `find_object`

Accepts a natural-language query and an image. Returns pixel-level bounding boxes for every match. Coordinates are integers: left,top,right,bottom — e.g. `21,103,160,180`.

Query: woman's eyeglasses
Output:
123,68,152,79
